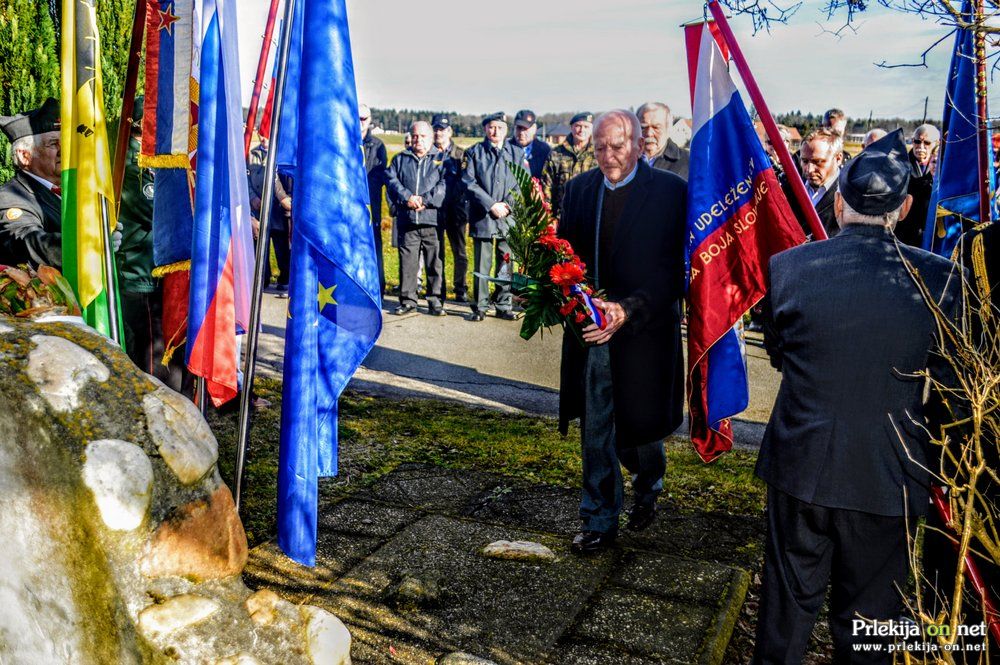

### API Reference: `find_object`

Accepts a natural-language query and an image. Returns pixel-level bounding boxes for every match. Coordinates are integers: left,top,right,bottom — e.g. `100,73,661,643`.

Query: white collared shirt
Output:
23,171,60,196
806,171,839,206
604,163,639,191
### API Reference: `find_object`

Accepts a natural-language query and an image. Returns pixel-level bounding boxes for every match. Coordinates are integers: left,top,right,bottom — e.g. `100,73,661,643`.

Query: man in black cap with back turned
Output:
753,129,963,663
432,113,469,304
0,98,63,268
510,109,550,179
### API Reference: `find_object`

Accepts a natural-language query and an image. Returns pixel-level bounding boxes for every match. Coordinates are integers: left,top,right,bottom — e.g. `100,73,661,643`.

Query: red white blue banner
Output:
685,24,805,462
141,0,195,168
186,0,254,406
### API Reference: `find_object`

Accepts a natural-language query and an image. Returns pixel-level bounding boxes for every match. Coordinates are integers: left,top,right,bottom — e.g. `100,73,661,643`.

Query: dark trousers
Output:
580,344,665,534
263,226,290,287
437,222,468,300
372,211,385,294
753,486,909,665
399,224,441,308
121,286,193,396
472,237,512,312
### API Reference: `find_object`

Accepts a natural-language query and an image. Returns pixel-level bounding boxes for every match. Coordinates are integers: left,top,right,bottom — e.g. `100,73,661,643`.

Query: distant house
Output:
544,123,571,146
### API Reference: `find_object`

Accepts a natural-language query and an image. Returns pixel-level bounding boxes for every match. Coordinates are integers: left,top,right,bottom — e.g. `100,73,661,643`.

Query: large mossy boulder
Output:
0,316,350,664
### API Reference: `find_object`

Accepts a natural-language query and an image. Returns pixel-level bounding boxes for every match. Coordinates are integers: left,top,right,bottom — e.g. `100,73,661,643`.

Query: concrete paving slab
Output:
355,462,502,513
324,514,616,664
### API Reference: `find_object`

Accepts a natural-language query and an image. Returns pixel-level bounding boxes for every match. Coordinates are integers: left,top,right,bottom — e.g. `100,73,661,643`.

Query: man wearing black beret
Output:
462,112,525,321
431,113,469,304
752,129,964,662
0,98,63,268
541,112,596,219
509,109,550,179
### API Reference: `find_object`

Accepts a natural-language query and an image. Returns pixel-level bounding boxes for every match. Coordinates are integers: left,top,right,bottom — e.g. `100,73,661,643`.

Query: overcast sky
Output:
233,0,990,122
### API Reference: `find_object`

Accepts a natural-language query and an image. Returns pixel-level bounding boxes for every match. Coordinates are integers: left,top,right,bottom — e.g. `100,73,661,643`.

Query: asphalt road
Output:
256,292,782,449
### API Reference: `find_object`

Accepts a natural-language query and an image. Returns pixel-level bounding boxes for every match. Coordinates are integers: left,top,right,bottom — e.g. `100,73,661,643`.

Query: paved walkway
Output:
245,464,757,664
256,293,781,449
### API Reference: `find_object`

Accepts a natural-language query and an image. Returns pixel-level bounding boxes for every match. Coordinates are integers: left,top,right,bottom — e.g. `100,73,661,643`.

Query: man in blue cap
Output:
510,109,550,179
0,98,63,268
753,129,964,663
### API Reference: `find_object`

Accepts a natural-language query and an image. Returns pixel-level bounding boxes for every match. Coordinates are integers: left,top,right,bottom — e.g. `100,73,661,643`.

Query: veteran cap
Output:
482,112,507,127
0,98,60,143
838,128,911,216
514,109,537,129
431,114,450,129
570,112,594,126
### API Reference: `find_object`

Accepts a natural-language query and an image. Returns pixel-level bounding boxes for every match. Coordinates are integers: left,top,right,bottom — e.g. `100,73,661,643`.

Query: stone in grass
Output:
481,540,556,563
438,653,499,665
138,593,221,639
82,439,153,531
143,386,218,484
27,335,110,413
301,605,352,665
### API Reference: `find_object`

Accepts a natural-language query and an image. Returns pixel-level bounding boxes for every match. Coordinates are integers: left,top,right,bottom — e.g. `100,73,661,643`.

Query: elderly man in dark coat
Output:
895,123,939,247
636,101,690,179
557,110,687,554
0,98,63,268
753,130,964,663
462,112,525,321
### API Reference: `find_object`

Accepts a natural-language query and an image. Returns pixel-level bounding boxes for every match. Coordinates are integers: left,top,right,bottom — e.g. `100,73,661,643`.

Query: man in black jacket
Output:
798,126,844,238
557,110,687,554
385,121,446,316
510,109,550,179
462,112,525,321
0,98,63,268
895,123,939,248
432,114,468,303
361,104,387,294
753,130,963,663
636,101,690,179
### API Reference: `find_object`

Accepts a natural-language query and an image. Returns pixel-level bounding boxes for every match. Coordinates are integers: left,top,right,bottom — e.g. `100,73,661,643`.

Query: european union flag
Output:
924,0,996,256
275,0,382,566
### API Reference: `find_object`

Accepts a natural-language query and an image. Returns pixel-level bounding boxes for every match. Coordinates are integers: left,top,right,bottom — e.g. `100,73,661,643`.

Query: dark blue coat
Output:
462,139,525,239
385,149,446,227
758,224,963,517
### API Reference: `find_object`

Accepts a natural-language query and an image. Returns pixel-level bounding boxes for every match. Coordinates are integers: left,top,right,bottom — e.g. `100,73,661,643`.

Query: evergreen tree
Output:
0,0,137,181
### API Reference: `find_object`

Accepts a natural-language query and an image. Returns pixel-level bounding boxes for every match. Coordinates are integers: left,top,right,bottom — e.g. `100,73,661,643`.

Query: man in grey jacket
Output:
462,112,525,321
385,121,446,316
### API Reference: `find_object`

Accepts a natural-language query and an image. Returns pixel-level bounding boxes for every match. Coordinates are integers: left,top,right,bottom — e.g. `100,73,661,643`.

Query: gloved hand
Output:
111,223,123,253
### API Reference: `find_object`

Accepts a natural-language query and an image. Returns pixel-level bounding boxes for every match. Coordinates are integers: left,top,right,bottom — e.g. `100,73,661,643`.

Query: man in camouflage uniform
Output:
542,112,596,219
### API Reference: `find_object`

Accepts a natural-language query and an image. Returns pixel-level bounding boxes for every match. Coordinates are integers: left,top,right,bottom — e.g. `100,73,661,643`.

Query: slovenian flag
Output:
186,0,254,405
274,0,382,566
685,23,805,462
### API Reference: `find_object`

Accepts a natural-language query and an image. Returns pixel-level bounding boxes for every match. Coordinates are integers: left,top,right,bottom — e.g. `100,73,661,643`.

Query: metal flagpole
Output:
707,1,828,240
243,0,282,158
112,0,147,207
99,198,122,345
233,0,296,512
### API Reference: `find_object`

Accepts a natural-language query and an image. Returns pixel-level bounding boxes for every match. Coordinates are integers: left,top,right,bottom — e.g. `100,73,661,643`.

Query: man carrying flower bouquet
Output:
557,110,688,554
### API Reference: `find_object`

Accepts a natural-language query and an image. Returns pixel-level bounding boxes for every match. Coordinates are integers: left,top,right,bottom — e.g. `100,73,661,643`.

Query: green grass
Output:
210,378,765,547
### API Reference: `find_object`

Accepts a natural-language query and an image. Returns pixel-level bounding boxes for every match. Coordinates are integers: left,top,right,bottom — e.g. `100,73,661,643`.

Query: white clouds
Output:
233,0,997,121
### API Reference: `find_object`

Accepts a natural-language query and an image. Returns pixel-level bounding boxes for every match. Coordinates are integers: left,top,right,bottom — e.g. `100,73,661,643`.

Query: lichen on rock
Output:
83,439,153,531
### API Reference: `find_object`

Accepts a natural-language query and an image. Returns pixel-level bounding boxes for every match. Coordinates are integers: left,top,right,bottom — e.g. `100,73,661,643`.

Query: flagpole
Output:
233,0,296,512
100,198,122,345
243,0,282,158
112,0,147,206
707,1,828,241
974,0,992,226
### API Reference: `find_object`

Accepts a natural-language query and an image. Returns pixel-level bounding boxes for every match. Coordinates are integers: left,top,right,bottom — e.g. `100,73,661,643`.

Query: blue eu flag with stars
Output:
275,0,382,566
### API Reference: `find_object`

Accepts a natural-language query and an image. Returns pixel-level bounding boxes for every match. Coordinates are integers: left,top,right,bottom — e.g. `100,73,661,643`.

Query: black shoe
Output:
274,283,288,292
496,310,522,321
454,293,469,304
570,530,617,555
393,305,416,315
625,503,657,532
428,306,447,316
469,311,485,322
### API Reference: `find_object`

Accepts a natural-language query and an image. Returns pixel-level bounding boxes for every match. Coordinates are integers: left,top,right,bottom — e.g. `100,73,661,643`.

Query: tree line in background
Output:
0,0,944,181
0,0,136,181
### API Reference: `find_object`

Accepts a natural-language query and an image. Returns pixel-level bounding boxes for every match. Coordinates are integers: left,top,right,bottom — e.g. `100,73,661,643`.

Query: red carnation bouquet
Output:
504,162,605,345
